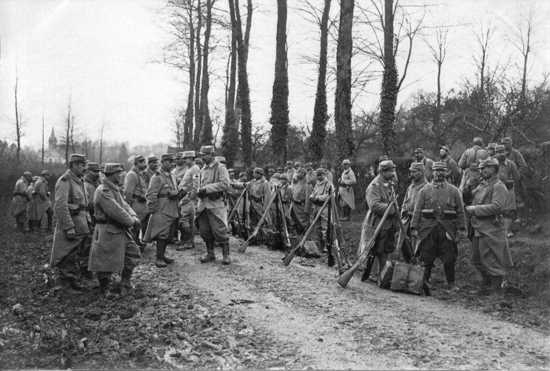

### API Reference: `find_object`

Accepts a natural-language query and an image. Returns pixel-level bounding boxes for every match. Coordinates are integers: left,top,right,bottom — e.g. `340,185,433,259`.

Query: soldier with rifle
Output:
248,167,272,242
337,159,357,221
361,160,400,283
400,162,427,262
289,167,311,235
88,163,141,296
411,161,466,291
124,154,148,248
178,150,201,250
11,171,32,232
309,168,334,253
50,154,93,292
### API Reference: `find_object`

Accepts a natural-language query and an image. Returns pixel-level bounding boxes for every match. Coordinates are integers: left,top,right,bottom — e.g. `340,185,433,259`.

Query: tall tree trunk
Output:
99,123,105,164
379,0,397,155
14,76,21,164
193,0,203,147
222,0,239,166
308,0,331,162
184,0,195,146
65,101,71,166
434,59,443,144
234,0,253,166
334,0,354,161
41,113,45,167
199,0,214,145
270,0,289,164
235,0,253,113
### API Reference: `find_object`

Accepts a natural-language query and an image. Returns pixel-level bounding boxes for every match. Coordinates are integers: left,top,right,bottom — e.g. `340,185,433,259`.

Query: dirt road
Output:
168,237,549,369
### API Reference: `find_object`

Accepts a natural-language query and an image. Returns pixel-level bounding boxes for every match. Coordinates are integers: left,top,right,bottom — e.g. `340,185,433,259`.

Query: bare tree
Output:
193,0,203,146
334,0,355,161
184,0,196,146
14,74,22,164
63,98,73,165
426,27,448,144
199,0,216,145
41,112,45,167
510,10,534,107
473,23,493,99
99,122,106,164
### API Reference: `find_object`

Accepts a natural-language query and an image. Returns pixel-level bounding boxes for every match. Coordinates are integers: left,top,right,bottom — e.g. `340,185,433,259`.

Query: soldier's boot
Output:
155,240,168,268
361,254,376,282
97,273,111,295
443,262,458,291
120,268,134,295
200,241,216,263
221,241,231,265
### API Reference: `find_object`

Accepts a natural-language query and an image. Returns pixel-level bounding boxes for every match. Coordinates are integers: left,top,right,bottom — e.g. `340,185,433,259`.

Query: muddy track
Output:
165,237,549,370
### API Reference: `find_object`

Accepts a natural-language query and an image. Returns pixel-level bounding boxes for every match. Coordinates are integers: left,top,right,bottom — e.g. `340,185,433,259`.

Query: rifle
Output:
275,189,291,249
390,186,410,260
243,190,279,248
282,196,330,266
337,200,396,288
228,187,247,223
330,195,350,272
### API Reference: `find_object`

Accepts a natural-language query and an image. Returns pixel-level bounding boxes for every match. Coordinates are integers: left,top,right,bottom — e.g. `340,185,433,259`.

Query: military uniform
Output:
309,170,334,251
83,162,100,225
29,172,51,231
50,155,92,288
143,154,179,267
11,174,31,231
289,176,312,234
439,146,461,186
459,141,488,192
400,162,427,262
248,170,273,235
467,158,512,289
411,162,466,287
179,152,201,248
195,146,231,264
338,160,357,220
124,163,149,243
89,164,141,293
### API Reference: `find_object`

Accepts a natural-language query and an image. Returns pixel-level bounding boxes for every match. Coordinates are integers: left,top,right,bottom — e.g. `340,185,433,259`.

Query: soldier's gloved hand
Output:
65,228,77,240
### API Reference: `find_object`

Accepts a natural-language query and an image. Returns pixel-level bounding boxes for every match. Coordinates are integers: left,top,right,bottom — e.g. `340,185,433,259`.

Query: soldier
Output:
178,150,201,250
439,145,460,186
29,170,52,232
338,159,357,221
88,163,141,296
501,137,527,176
124,155,148,246
50,154,93,291
172,152,186,185
269,172,281,191
289,167,312,234
495,144,520,237
486,143,497,157
465,158,512,293
413,147,434,181
84,162,101,225
411,162,466,291
305,163,316,186
143,153,179,268
362,160,399,283
400,162,427,262
308,168,334,252
195,145,231,264
248,167,272,240
458,137,488,192
11,171,32,232
143,155,159,187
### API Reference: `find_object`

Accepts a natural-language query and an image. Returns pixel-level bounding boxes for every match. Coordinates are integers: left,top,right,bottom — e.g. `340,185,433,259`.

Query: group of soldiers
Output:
10,135,526,296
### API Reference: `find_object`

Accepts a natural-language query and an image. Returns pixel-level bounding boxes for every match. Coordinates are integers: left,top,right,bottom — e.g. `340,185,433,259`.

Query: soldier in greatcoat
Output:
194,145,231,264
289,167,312,234
439,145,461,186
88,163,141,296
84,162,101,226
50,154,93,291
465,158,513,293
411,162,466,291
361,160,400,282
29,170,52,232
459,137,489,191
172,152,186,185
178,150,201,250
143,153,179,267
124,154,148,246
495,144,520,238
413,147,434,182
11,171,33,232
143,155,159,187
308,168,334,253
248,167,272,240
338,159,357,221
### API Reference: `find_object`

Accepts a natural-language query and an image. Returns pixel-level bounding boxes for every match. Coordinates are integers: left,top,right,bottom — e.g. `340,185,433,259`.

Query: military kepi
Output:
432,161,448,171
69,153,86,163
199,145,215,155
161,153,174,161
103,163,124,175
87,162,100,172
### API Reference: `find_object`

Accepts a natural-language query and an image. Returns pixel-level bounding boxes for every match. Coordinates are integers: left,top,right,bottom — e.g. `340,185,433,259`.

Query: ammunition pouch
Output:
421,209,435,219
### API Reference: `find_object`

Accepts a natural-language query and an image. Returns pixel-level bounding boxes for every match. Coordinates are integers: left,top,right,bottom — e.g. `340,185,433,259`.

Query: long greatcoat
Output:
196,160,230,225
338,168,357,209
143,170,179,241
124,167,149,221
50,170,92,266
469,177,513,276
11,177,30,217
30,176,50,222
88,178,139,273
497,159,520,213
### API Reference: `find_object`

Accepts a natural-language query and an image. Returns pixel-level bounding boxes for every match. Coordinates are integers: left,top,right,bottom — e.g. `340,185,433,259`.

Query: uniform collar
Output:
432,180,447,188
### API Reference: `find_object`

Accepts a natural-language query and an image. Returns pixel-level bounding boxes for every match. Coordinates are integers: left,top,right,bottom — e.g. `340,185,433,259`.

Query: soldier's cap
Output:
253,167,264,175
413,147,424,154
147,155,159,163
473,137,484,146
199,145,215,155
279,173,289,181
215,155,226,164
182,150,196,159
501,136,513,144
87,162,100,172
286,161,293,166
432,161,448,171
272,172,281,179
305,162,313,168
342,159,351,165
175,152,184,159
294,161,302,167
103,163,125,175
23,171,32,177
40,169,50,176
134,154,145,163
315,167,326,175
69,153,86,164
478,158,499,169
487,142,497,150
32,176,39,181
161,153,174,162
378,160,396,172
409,162,425,172
495,144,506,153
228,168,235,173
440,145,450,153
469,160,481,170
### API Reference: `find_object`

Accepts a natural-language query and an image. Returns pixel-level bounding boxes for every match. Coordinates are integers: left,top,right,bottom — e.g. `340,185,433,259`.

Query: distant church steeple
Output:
48,127,57,150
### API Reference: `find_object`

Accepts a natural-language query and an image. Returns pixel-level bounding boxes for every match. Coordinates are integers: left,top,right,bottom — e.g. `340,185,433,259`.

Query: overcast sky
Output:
0,0,549,148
